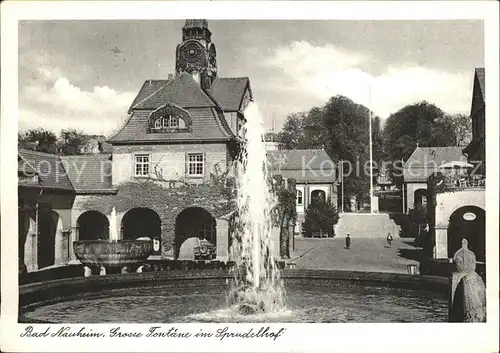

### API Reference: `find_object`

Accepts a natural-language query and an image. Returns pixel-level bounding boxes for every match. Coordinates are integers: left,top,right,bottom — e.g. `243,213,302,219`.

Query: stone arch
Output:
447,206,485,262
414,188,428,207
37,209,62,269
77,211,109,241
175,206,216,259
311,189,326,204
121,207,162,242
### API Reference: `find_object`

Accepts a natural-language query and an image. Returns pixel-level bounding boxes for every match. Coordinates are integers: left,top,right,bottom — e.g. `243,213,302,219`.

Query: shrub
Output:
302,197,339,238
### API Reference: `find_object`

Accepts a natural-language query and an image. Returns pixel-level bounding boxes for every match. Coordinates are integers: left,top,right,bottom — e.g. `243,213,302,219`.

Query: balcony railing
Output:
443,175,485,190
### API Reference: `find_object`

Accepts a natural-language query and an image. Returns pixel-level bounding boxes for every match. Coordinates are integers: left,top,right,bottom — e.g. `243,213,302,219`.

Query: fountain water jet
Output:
228,101,285,315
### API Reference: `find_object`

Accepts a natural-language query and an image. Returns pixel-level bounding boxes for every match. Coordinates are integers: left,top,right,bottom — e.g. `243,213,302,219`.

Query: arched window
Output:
297,190,303,205
147,103,192,133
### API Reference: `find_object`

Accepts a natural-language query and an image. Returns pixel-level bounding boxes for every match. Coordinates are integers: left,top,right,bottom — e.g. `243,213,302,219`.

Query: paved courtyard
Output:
289,237,422,273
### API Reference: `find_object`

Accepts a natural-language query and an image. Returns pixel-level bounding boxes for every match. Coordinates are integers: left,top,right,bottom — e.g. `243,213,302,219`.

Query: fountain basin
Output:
73,240,153,268
19,269,450,323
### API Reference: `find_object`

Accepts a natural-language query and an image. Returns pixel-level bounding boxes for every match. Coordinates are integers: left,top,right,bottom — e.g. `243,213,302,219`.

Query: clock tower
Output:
175,19,217,90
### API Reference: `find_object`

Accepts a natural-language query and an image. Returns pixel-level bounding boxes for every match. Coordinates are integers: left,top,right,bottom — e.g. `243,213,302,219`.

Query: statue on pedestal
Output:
449,238,486,322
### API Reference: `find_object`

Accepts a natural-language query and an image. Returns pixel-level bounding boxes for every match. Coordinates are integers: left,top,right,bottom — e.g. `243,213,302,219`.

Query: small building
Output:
463,68,485,174
18,149,117,271
426,68,486,262
402,146,468,212
264,132,280,151
18,20,261,270
267,149,338,234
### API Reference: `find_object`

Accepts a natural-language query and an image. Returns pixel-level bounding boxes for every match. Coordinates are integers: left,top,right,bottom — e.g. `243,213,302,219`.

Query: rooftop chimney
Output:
168,73,174,81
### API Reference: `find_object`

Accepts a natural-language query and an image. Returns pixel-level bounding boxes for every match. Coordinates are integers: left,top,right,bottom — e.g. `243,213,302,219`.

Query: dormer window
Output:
154,115,179,129
147,103,193,134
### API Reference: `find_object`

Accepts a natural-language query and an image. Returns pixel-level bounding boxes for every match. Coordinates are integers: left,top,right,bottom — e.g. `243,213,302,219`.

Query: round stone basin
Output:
73,240,153,268
19,270,450,323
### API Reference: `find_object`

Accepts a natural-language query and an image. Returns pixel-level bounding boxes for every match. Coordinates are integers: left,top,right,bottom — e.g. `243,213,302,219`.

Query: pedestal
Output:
215,217,229,262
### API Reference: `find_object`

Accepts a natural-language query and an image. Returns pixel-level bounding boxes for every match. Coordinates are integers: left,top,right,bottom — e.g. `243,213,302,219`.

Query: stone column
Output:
434,227,448,259
406,183,416,211
69,226,79,261
304,184,309,209
215,217,229,262
54,216,65,265
25,216,38,272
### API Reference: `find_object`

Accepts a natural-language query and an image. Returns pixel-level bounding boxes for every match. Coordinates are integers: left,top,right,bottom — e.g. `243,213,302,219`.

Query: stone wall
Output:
75,180,234,258
18,189,75,271
112,143,229,185
405,182,427,212
433,189,485,259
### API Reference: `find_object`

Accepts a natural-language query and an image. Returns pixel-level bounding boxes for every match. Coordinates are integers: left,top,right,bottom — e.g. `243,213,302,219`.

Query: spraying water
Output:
229,101,285,314
109,207,119,242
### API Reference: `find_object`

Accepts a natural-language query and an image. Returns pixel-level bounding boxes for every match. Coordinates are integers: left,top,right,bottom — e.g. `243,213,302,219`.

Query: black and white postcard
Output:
1,1,499,352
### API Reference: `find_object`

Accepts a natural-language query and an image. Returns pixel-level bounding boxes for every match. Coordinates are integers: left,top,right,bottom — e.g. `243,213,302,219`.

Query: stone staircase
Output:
334,212,400,238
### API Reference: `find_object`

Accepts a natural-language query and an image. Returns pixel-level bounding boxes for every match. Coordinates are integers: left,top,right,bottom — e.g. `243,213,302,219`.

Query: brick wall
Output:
112,143,229,185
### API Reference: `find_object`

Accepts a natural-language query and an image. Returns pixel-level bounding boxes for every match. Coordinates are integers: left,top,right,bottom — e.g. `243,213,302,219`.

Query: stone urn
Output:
73,239,153,272
449,238,486,322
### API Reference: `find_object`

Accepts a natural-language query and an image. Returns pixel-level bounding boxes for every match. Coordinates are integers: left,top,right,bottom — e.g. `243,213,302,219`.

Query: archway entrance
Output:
414,188,427,208
37,209,60,269
77,211,109,240
310,189,326,204
447,206,485,262
175,207,216,259
121,208,162,254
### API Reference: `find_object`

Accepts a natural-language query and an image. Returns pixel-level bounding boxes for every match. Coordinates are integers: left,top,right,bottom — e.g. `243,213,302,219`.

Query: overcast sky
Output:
18,20,484,136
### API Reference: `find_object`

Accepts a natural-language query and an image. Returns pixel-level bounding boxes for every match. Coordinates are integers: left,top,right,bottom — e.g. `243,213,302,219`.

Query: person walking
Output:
387,232,393,248
345,233,351,249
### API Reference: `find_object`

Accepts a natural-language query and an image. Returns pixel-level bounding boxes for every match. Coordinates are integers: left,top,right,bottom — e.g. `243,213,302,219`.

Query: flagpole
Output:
341,159,344,213
369,82,374,214
401,158,405,214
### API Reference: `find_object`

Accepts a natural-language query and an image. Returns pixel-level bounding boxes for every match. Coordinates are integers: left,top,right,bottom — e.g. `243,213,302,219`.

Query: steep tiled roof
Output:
404,146,466,167
475,68,485,99
267,149,337,183
403,146,467,182
18,149,74,191
18,154,37,175
210,77,250,111
131,73,215,110
107,107,234,143
61,155,115,193
270,169,337,183
267,149,336,170
128,79,169,112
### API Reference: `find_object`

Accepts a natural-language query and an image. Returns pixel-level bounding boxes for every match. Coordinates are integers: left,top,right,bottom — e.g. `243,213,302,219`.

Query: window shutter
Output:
185,152,189,177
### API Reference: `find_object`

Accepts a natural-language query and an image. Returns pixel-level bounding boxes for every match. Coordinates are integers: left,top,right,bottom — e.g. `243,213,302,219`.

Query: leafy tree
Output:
322,95,383,204
18,128,58,154
272,176,297,259
302,197,339,238
277,95,384,207
440,113,472,147
277,112,307,150
302,106,325,149
383,101,457,162
59,129,90,155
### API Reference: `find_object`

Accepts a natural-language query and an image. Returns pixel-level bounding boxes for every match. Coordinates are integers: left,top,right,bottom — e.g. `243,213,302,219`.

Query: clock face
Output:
181,41,204,63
